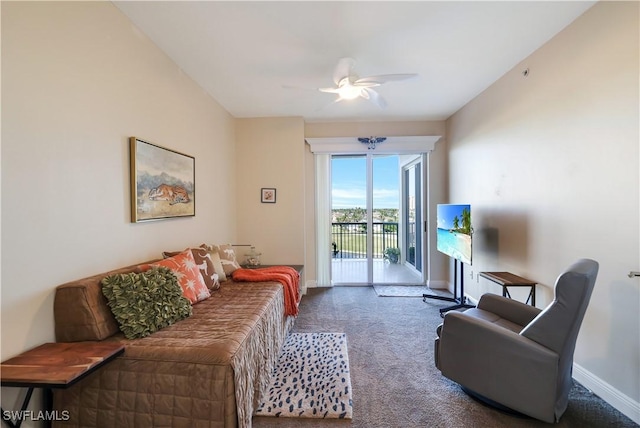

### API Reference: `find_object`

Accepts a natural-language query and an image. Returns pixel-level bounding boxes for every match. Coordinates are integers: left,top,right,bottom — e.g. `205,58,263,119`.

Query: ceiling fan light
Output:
337,82,363,100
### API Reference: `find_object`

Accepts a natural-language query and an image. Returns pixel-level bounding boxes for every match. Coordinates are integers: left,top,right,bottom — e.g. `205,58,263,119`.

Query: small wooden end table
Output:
479,271,537,306
1,341,124,428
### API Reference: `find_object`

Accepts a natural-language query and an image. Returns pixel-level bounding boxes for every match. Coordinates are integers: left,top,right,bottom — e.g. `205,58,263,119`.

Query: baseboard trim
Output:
424,280,478,306
426,280,449,289
465,294,479,306
573,363,640,425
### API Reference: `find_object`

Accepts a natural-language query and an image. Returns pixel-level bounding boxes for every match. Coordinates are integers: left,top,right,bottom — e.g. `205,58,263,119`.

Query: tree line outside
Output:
332,208,399,223
331,208,400,258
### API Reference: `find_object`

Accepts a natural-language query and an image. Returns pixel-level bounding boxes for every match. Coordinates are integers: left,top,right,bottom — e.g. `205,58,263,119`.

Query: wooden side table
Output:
479,271,537,306
1,341,124,428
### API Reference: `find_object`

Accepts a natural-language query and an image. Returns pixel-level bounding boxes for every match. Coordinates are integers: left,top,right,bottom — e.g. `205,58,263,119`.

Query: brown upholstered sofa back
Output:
53,260,159,342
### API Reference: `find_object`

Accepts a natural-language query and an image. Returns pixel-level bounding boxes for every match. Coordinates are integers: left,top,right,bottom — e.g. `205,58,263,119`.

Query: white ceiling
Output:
114,1,595,123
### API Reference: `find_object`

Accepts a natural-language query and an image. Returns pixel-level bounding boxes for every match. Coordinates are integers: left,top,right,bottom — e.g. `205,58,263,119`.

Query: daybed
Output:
52,252,300,428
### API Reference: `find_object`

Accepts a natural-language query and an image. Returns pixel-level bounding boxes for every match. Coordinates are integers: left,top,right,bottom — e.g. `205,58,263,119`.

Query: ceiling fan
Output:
318,57,417,109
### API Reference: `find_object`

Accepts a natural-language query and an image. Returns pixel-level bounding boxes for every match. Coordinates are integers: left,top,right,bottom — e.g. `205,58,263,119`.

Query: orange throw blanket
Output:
232,266,301,316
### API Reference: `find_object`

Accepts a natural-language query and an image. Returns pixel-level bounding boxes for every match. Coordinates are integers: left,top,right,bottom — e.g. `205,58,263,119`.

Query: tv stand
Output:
423,259,475,317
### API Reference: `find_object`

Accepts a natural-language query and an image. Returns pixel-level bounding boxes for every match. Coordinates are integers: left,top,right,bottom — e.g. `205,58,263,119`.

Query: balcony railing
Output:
331,222,399,259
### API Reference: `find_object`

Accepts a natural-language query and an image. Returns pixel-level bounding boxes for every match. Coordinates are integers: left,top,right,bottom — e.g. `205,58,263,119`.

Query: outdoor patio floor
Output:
331,258,423,285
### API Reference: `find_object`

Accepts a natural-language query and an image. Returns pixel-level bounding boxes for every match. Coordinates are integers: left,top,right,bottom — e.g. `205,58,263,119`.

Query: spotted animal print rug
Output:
255,332,353,419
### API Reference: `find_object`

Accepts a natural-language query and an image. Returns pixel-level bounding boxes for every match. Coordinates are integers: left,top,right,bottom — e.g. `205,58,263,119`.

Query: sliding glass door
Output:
372,155,403,284
331,155,366,285
402,158,423,276
331,153,424,285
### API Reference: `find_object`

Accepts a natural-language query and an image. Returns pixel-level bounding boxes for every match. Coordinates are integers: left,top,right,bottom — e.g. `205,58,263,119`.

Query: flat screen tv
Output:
436,204,472,265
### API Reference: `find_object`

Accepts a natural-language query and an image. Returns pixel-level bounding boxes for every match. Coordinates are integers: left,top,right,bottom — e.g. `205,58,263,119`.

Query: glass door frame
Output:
329,153,375,285
365,153,374,283
400,155,426,281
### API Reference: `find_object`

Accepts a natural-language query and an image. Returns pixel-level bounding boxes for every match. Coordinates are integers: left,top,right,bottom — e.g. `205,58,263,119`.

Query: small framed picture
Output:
261,188,276,203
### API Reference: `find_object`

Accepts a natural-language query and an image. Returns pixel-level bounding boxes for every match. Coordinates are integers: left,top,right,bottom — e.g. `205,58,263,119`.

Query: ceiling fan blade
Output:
333,57,356,85
351,81,380,89
355,73,418,86
318,87,341,94
362,88,387,109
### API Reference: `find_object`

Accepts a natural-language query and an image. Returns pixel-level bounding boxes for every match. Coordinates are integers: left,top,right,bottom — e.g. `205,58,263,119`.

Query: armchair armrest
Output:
438,311,558,417
477,293,541,326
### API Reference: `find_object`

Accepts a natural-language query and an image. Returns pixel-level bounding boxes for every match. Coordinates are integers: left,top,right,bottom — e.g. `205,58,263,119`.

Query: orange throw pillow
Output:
141,249,211,304
163,248,220,291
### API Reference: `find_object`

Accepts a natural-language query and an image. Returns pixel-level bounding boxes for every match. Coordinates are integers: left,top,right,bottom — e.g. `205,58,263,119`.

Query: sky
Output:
436,204,471,229
331,155,399,209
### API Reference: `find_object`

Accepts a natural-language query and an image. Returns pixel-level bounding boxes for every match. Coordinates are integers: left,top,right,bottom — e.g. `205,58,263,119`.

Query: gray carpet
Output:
253,286,638,428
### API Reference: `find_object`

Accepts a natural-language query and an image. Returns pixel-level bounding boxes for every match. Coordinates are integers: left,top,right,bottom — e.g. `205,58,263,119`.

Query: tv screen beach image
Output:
436,204,472,265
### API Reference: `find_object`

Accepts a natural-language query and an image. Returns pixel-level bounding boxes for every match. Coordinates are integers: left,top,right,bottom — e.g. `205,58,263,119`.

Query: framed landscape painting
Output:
130,137,195,222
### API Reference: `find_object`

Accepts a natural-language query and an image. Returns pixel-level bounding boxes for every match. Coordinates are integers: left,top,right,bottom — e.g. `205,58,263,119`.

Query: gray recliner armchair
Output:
434,259,599,423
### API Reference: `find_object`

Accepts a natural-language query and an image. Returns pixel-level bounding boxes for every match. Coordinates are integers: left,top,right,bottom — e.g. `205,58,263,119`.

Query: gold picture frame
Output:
130,137,195,222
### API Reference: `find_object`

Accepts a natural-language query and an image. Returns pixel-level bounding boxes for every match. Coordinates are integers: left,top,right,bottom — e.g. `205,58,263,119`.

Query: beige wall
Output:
304,120,445,139
1,1,237,411
235,117,305,267
447,1,639,412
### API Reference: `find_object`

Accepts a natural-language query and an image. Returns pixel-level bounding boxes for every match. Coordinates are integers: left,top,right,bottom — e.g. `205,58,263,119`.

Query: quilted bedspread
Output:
53,281,292,428
232,266,301,316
